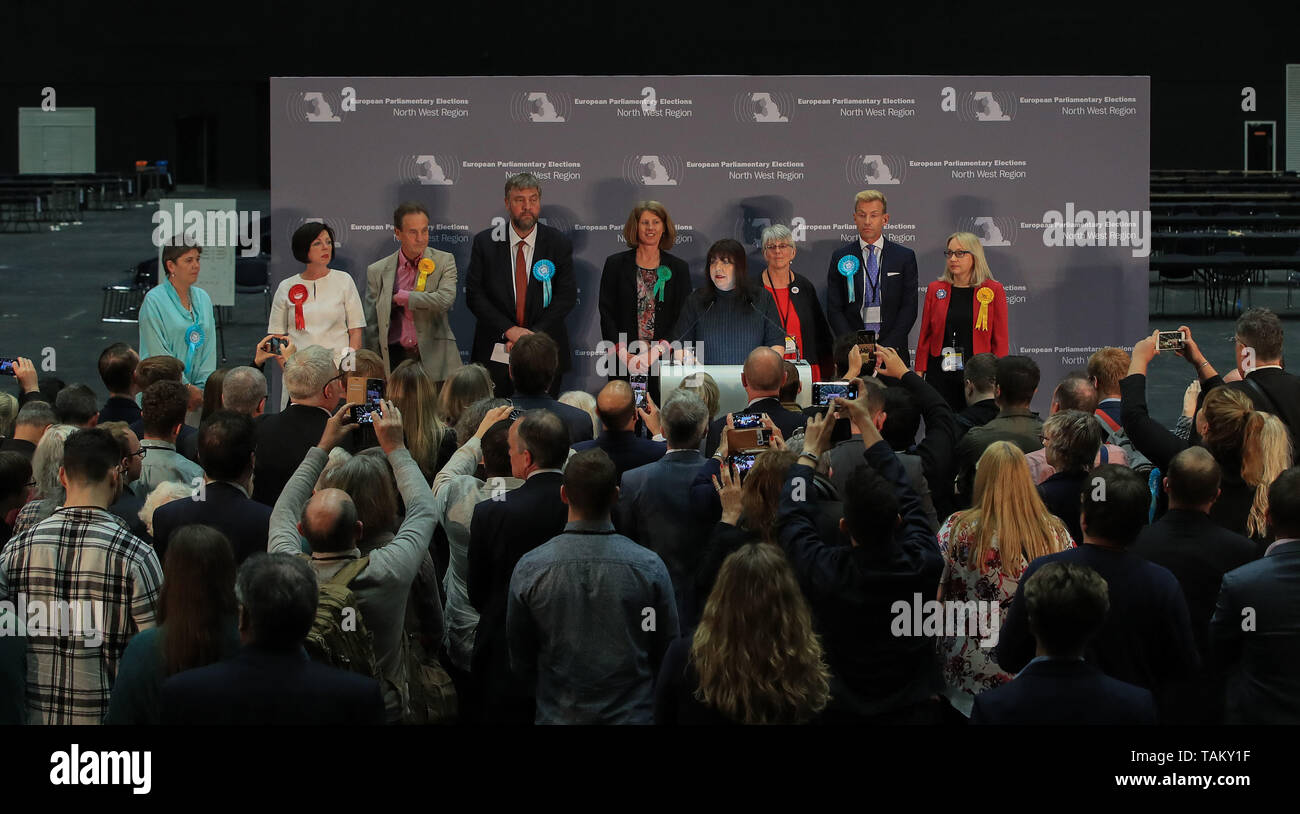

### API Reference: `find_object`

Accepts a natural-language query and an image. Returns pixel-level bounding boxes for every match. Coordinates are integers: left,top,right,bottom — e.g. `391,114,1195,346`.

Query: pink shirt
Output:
388,251,421,347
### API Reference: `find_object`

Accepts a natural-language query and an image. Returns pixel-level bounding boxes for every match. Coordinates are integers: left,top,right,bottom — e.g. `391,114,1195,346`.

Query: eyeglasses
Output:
323,372,345,393
764,243,794,252
943,250,973,259
126,449,147,460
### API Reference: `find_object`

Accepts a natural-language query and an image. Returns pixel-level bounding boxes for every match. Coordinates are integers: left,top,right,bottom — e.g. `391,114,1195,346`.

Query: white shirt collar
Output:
527,467,563,480
858,235,884,254
1250,364,1283,372
512,226,537,250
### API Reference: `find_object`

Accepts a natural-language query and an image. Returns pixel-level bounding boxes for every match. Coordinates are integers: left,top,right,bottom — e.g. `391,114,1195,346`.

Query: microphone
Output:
664,298,715,359
750,299,801,360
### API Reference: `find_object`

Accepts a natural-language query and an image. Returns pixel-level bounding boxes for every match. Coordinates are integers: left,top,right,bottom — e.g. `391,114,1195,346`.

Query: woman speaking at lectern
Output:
671,239,785,366
914,232,1008,411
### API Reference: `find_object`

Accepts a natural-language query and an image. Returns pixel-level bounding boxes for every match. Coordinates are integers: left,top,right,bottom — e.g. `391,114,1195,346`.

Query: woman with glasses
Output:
757,224,834,383
270,222,366,367
597,202,691,381
914,232,1009,410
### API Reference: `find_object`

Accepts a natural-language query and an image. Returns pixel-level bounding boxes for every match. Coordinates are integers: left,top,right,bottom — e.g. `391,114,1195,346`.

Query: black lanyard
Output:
765,270,795,335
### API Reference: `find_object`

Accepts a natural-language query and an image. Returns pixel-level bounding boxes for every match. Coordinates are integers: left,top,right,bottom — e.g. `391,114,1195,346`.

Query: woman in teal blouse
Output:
105,525,239,725
139,244,218,406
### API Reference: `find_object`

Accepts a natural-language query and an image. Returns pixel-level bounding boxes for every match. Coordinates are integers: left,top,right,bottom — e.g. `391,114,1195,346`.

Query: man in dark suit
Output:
616,389,712,625
96,342,142,426
574,380,665,478
972,561,1156,725
152,410,271,565
998,465,1199,705
467,409,570,723
825,190,918,366
779,402,944,723
252,345,354,506
1192,309,1300,442
504,332,593,445
465,172,577,398
702,347,807,458
161,553,385,725
1132,447,1256,723
1210,467,1300,724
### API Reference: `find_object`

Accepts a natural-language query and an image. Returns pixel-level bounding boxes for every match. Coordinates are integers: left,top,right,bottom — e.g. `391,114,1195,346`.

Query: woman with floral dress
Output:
936,440,1075,717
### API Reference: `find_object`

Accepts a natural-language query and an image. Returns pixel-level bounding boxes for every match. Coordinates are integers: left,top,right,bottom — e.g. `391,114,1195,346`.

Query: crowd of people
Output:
0,176,1297,726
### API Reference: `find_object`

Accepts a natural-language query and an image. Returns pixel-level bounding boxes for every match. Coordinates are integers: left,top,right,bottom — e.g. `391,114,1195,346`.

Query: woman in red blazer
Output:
914,232,1009,410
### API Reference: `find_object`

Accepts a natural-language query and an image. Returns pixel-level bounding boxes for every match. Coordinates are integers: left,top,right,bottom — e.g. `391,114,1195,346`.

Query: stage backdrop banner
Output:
270,76,1149,413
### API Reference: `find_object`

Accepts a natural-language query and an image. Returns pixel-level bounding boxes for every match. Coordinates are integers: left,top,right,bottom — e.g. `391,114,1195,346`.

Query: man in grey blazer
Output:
364,202,463,383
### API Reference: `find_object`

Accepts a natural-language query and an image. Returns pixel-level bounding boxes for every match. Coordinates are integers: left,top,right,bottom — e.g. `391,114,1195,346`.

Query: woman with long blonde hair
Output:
937,440,1074,716
1242,412,1292,539
655,542,830,724
388,359,450,481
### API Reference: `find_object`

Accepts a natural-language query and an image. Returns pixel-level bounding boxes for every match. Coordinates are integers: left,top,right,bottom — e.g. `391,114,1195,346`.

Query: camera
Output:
0,358,15,377
349,379,385,425
857,329,877,375
631,374,649,410
1157,331,1186,352
727,452,760,482
732,413,762,429
812,381,859,406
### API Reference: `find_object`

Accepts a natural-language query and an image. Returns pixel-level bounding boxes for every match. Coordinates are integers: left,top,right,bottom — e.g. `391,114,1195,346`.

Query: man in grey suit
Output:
364,201,463,384
616,389,712,625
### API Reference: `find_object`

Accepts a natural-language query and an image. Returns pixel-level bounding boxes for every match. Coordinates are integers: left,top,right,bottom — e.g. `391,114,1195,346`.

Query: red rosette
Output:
288,284,309,331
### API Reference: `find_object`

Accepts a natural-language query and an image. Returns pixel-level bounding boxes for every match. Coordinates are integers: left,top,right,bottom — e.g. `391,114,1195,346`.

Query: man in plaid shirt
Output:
0,428,162,724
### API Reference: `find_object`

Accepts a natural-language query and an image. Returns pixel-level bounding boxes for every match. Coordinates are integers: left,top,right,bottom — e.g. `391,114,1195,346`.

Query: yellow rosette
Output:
416,258,435,292
975,286,994,332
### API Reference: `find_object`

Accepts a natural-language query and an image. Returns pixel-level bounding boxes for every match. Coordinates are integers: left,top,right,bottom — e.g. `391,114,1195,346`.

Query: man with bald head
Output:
703,346,808,457
1132,446,1256,723
267,397,436,723
573,380,666,478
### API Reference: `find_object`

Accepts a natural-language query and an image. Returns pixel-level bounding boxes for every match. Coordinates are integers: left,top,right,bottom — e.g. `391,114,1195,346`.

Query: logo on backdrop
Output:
287,91,345,123
511,92,571,123
623,155,683,186
960,91,1017,122
735,216,809,249
400,154,458,186
285,216,348,251
734,91,794,123
846,153,906,185
962,216,1016,246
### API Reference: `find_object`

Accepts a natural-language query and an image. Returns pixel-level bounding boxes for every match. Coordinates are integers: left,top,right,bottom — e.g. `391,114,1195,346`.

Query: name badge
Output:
784,336,798,357
942,346,965,372
863,306,881,324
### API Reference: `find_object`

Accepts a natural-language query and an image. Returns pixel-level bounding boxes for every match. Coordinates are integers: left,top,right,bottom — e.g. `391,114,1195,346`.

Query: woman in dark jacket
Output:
598,201,692,380
756,224,834,382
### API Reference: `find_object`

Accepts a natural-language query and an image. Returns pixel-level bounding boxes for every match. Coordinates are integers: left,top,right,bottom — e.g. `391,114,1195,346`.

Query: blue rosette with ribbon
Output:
837,255,860,303
532,259,555,308
184,322,205,381
652,265,671,303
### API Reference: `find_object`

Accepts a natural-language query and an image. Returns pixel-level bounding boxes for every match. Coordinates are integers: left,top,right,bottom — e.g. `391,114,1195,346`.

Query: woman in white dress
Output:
270,222,365,365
